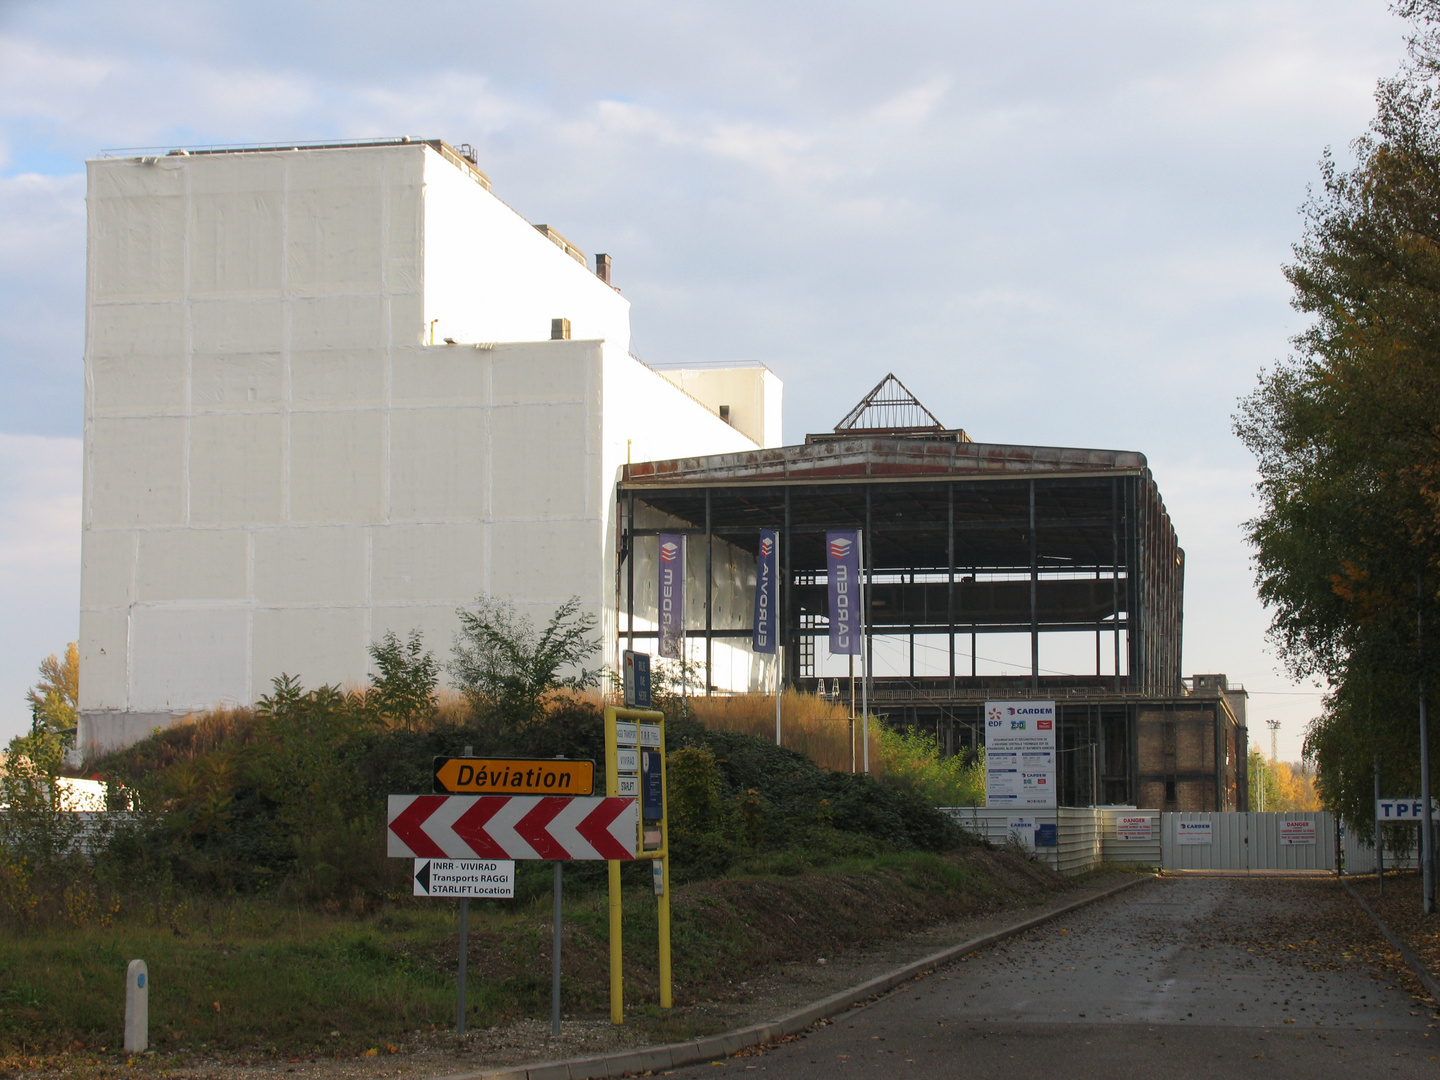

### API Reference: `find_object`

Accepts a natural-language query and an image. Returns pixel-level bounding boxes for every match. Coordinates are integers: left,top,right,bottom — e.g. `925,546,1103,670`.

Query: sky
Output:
0,0,1414,758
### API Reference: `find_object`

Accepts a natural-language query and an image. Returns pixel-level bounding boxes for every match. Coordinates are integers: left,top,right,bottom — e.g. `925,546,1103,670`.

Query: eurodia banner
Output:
984,700,1057,808
826,530,861,655
752,529,779,654
658,533,684,658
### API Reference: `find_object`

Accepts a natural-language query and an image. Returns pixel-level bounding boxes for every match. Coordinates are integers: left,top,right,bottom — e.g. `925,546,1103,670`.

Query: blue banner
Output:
658,533,684,658
826,530,861,655
752,529,779,654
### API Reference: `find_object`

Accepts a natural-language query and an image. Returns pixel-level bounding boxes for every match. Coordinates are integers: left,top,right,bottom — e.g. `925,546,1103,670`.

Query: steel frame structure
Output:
614,436,1187,807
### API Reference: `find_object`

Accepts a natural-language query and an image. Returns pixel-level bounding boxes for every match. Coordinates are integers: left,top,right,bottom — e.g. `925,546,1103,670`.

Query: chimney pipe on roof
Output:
551,318,571,340
595,253,611,284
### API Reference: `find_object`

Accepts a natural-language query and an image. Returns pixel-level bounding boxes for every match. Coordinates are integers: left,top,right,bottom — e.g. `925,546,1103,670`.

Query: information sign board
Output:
413,858,515,898
984,701,1057,808
433,757,594,795
1176,820,1212,845
615,749,639,773
1279,819,1316,845
641,751,664,821
1116,815,1153,842
623,651,652,709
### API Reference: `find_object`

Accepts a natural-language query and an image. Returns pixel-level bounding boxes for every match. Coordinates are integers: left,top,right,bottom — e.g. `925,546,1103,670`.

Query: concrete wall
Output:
79,142,774,756
656,366,783,448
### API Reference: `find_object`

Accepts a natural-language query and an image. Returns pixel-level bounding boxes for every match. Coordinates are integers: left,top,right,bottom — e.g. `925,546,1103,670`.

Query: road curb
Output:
440,872,1156,1080
1340,878,1440,1005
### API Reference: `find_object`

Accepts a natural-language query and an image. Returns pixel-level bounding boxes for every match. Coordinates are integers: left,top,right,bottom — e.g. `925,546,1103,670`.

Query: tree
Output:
25,643,78,738
1235,1,1440,829
367,630,438,729
449,595,601,727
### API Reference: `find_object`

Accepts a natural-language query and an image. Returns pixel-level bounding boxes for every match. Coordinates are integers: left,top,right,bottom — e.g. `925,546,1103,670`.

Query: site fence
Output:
942,807,1410,876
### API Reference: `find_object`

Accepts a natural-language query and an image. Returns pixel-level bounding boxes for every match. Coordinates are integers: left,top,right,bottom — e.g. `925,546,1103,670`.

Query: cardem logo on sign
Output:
829,537,851,559
760,536,773,558
660,542,679,562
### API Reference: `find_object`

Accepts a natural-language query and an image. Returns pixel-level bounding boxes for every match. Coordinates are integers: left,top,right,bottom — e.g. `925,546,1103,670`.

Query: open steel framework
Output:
616,437,1192,806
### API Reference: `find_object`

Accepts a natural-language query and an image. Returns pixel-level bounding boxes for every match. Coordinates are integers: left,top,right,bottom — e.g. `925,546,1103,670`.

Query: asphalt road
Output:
669,876,1439,1080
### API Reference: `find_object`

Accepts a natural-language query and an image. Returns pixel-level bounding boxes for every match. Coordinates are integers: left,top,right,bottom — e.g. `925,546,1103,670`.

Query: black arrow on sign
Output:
415,859,431,894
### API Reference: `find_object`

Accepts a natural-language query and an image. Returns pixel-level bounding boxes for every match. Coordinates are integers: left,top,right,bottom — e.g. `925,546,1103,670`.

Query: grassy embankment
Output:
1,689,991,1058
0,846,1061,1057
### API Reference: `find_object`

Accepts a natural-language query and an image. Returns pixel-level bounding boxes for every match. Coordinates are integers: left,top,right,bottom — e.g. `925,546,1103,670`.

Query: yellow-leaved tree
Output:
25,643,78,738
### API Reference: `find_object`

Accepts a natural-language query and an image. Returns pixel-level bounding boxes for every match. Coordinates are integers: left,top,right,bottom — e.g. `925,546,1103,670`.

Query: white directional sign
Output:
414,858,515,898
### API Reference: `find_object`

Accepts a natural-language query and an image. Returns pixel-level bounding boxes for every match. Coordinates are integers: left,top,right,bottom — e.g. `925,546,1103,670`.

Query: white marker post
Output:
124,960,148,1053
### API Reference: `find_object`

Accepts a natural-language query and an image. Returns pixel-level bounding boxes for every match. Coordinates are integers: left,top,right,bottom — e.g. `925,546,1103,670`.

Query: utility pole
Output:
1419,572,1434,915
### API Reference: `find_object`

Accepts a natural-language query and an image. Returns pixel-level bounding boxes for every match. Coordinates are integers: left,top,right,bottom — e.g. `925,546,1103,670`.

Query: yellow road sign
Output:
432,757,595,796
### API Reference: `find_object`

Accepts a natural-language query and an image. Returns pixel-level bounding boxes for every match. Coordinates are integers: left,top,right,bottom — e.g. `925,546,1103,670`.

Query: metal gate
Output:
1160,812,1335,871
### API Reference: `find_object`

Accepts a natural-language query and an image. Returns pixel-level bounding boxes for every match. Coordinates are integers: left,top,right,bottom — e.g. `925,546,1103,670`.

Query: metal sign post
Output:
457,898,469,1036
604,704,669,1024
389,760,636,1038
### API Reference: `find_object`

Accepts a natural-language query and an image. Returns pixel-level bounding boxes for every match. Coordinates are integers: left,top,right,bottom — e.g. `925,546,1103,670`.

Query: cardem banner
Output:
658,533,684,658
826,530,861,656
752,530,779,654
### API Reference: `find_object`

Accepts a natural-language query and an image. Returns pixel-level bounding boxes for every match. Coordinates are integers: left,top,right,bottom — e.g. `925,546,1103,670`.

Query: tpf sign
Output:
1376,798,1439,822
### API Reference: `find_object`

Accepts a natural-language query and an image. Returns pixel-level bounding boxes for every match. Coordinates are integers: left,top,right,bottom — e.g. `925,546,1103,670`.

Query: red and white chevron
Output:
387,795,638,861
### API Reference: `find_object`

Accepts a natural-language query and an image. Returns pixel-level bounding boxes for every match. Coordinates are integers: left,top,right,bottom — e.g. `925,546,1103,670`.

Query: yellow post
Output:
604,704,667,1024
605,705,624,1024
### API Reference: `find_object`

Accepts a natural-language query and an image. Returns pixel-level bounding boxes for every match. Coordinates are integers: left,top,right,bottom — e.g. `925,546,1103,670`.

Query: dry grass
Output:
684,691,880,774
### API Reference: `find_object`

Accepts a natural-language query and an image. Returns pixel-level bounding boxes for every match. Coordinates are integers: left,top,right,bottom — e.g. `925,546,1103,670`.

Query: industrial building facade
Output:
618,383,1248,811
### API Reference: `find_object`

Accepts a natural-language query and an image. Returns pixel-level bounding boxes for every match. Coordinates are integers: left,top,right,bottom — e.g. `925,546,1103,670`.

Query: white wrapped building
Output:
78,138,781,756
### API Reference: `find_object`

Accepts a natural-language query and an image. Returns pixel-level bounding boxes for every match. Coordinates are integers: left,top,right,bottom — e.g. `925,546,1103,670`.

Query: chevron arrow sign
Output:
387,795,638,861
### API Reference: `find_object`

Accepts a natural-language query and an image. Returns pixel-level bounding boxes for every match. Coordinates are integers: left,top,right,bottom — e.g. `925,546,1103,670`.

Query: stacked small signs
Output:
614,719,664,851
983,701,1056,808
826,531,861,655
658,534,684,658
752,530,779,654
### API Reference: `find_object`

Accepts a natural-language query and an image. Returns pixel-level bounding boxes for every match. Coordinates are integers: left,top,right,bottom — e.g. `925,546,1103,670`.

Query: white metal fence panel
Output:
1159,812,1337,870
1101,808,1161,867
1341,824,1419,874
1247,812,1333,870
1056,808,1103,875
1161,812,1244,869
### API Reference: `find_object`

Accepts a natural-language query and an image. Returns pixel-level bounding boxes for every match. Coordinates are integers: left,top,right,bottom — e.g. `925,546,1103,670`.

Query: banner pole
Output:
775,565,783,746
860,530,869,773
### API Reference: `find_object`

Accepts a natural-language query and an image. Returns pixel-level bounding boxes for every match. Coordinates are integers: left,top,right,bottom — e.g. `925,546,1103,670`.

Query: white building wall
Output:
656,366,783,448
79,142,777,756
